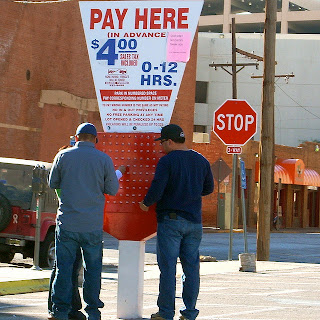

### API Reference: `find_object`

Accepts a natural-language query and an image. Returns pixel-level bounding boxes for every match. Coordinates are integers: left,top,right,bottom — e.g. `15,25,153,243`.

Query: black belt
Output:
168,212,177,220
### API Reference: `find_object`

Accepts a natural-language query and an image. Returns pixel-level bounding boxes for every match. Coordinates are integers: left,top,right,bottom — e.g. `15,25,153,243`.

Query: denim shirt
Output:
49,141,119,232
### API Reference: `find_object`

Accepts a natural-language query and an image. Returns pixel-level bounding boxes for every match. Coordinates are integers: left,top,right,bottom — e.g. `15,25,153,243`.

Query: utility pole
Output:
231,18,237,100
257,0,277,260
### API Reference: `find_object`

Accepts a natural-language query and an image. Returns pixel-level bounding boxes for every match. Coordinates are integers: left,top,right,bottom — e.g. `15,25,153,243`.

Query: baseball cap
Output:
155,124,185,141
76,123,97,137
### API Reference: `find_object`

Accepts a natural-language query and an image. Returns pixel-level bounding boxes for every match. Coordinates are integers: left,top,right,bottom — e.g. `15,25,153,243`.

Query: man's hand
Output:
139,201,149,212
118,165,127,174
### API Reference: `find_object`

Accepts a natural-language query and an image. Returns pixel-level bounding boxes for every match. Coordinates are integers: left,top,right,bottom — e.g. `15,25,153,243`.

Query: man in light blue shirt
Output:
48,123,119,320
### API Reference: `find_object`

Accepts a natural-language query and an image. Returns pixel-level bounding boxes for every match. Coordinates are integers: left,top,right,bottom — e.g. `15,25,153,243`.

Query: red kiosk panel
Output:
96,132,163,241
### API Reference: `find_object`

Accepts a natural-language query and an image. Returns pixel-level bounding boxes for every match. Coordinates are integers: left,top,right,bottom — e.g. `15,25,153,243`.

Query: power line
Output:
276,117,320,121
275,127,320,130
275,83,320,120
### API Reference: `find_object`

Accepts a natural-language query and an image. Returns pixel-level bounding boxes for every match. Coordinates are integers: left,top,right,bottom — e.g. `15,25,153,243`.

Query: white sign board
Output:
79,1,203,133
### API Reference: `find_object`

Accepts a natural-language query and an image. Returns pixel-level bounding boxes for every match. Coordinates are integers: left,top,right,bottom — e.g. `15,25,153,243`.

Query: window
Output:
0,165,33,209
194,125,207,133
195,81,208,103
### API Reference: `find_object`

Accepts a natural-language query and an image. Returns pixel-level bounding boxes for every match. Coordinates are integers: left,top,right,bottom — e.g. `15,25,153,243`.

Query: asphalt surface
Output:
123,230,320,264
0,230,319,320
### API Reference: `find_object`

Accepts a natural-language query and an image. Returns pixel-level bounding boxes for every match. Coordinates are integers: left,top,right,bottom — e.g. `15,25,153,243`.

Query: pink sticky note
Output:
166,32,191,63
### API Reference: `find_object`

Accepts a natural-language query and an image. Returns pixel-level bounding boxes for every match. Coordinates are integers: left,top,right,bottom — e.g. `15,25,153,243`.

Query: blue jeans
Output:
48,248,83,317
51,226,104,320
156,215,202,320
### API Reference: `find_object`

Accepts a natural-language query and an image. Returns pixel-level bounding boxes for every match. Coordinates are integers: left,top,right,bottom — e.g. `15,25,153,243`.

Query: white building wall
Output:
196,33,320,147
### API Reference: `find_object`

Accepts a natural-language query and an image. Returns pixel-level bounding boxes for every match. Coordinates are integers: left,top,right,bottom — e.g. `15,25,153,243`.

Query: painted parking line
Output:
197,306,289,319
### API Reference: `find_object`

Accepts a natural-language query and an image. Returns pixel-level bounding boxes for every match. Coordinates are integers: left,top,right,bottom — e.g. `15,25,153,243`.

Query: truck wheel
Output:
0,194,12,231
0,251,15,263
39,231,55,269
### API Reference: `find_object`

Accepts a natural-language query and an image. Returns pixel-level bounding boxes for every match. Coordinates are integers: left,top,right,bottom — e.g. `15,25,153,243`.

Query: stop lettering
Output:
213,99,257,146
216,114,255,131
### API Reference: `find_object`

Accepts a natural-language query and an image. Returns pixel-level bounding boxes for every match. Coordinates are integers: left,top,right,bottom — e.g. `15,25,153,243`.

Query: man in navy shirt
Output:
139,124,214,320
49,123,119,320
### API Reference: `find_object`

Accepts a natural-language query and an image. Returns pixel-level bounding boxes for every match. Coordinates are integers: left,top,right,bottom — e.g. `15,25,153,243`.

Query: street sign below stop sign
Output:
213,99,257,146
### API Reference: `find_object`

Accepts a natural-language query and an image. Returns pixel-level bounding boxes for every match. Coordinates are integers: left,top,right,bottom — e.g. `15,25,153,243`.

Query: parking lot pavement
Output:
156,230,320,263
0,260,320,320
1,231,320,319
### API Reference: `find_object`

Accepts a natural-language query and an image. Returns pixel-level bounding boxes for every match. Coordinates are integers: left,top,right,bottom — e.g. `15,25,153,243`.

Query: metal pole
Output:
276,178,282,230
228,154,237,260
217,159,221,227
240,159,248,253
231,18,237,100
228,17,238,261
241,187,248,253
32,193,42,270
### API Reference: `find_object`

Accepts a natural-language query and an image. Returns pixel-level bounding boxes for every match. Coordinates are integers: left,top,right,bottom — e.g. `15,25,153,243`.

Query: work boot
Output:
68,311,86,320
48,315,64,320
150,312,166,320
179,316,190,320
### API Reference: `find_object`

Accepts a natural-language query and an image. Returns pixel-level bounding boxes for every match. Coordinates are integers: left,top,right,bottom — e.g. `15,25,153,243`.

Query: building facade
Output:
195,32,320,147
193,133,320,230
199,0,320,34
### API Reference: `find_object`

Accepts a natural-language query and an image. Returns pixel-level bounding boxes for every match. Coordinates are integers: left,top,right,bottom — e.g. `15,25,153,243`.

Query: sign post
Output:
240,159,248,253
213,99,257,260
31,165,47,271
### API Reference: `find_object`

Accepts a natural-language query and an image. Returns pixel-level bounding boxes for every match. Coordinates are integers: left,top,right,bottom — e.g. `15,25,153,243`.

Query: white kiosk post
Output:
117,241,145,318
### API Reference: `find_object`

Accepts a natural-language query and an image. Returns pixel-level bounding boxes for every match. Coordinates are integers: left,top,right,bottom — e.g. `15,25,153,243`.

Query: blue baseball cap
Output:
76,123,97,137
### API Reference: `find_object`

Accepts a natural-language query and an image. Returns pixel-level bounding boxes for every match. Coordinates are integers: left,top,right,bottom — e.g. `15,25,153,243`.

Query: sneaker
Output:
150,312,166,320
179,316,190,320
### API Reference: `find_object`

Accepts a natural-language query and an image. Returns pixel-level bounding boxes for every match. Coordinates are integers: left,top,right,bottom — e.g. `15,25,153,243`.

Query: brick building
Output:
0,0,197,162
193,133,320,229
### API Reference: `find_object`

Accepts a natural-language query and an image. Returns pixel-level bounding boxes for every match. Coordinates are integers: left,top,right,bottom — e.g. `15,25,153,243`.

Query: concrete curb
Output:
203,227,244,233
0,278,50,296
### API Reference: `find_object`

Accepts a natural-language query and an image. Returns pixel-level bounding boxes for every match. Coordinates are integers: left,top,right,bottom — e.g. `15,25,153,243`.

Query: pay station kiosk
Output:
79,1,203,318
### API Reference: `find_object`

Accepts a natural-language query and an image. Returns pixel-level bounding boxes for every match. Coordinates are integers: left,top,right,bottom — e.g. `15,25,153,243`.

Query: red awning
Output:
256,160,320,186
304,169,320,187
274,164,292,184
277,159,304,185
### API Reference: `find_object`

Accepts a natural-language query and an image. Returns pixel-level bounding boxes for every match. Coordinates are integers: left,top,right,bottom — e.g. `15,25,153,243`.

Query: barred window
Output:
195,81,208,103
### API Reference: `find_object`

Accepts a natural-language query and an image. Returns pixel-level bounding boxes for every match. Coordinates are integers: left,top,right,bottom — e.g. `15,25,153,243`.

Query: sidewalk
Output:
1,247,319,295
0,248,159,295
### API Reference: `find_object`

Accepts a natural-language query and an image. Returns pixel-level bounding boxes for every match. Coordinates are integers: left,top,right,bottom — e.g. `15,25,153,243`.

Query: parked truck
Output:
0,157,58,268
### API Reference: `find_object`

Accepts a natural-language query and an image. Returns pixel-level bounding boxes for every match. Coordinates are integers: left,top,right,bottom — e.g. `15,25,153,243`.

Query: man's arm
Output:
104,158,120,196
115,165,126,180
48,154,61,189
140,158,169,209
202,164,214,196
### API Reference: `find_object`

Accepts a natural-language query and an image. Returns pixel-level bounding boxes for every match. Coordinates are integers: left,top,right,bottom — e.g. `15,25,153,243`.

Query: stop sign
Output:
213,99,257,146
